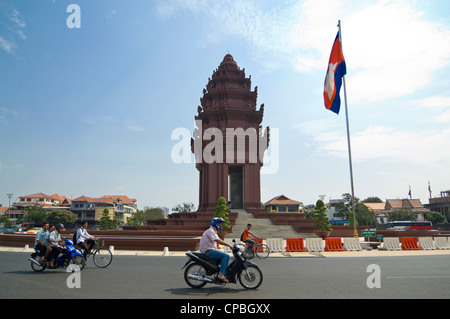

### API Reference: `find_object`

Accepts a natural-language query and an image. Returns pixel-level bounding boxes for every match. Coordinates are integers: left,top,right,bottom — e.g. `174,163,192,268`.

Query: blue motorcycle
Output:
29,239,86,272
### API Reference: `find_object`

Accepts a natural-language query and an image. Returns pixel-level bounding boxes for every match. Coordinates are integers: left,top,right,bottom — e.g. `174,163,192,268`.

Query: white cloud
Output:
156,0,450,104
0,36,17,54
290,0,450,104
434,110,450,123
306,125,450,165
0,8,26,54
415,95,450,109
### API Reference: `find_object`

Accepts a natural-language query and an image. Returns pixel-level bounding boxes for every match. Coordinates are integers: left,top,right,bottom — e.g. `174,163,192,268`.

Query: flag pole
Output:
338,20,358,237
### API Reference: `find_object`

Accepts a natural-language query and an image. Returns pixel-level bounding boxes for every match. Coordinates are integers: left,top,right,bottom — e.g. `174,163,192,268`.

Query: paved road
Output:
1,251,450,300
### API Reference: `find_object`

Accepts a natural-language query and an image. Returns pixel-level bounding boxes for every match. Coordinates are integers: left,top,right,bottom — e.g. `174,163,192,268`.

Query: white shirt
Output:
76,227,94,244
49,230,62,246
199,226,220,253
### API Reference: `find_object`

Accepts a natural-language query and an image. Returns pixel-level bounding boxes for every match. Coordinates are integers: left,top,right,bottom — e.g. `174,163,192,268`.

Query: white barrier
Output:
434,237,450,250
382,237,401,250
266,238,284,252
343,238,362,251
305,238,324,252
220,238,239,253
418,237,435,250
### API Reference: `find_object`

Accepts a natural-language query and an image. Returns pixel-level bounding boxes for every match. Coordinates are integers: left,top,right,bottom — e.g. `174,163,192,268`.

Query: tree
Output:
214,197,231,230
24,207,47,225
145,208,165,221
99,208,118,230
128,209,145,226
388,210,415,221
362,196,383,203
172,202,195,213
47,210,77,229
425,211,445,225
341,193,375,226
313,200,332,232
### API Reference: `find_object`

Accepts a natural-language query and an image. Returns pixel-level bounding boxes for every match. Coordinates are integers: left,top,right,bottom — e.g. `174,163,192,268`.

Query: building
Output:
191,54,269,213
363,202,387,224
71,195,137,225
264,195,302,213
426,190,450,222
325,199,348,225
384,199,430,221
14,193,71,209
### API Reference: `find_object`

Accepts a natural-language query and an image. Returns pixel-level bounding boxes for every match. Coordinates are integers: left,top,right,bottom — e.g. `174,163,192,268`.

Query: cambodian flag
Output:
324,31,346,114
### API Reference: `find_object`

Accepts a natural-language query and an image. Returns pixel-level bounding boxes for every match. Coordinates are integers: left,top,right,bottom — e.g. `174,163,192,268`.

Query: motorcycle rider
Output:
34,222,51,263
199,217,233,283
48,223,65,267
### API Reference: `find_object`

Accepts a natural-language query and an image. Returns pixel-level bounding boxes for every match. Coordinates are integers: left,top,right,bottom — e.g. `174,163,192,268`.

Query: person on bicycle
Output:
75,220,96,257
241,223,258,252
199,217,233,283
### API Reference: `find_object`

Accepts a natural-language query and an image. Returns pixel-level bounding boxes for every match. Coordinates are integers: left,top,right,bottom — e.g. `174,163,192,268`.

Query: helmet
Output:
65,239,73,245
211,217,226,230
56,223,65,230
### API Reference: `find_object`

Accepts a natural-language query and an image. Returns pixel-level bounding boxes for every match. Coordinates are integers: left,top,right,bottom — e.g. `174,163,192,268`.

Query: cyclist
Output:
199,217,233,283
75,220,96,257
241,223,258,252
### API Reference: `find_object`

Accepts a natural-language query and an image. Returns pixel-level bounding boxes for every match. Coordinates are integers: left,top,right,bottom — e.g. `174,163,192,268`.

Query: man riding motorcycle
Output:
199,217,233,283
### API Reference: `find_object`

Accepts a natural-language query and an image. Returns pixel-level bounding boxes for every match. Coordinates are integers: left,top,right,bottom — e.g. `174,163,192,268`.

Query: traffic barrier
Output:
254,238,264,252
305,238,324,252
343,238,362,251
325,238,344,251
382,237,401,250
162,246,170,256
434,237,450,250
285,238,306,252
401,237,420,250
266,238,285,252
223,238,236,252
109,245,115,254
418,237,435,250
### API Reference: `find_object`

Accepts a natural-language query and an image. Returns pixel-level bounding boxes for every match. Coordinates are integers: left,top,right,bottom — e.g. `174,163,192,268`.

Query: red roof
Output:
264,195,302,206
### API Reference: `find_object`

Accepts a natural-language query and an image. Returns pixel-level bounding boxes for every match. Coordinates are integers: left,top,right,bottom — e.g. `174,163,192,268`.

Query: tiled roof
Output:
264,195,302,205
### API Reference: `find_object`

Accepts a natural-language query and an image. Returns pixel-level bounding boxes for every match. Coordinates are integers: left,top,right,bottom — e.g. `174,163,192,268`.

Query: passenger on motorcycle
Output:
34,222,51,263
199,218,233,283
48,223,66,267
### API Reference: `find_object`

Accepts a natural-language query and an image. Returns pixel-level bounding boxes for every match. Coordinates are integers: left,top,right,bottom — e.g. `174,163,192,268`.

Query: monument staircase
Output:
229,209,318,239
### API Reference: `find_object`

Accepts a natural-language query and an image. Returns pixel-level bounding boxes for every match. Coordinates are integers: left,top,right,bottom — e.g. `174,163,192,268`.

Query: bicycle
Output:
75,239,113,268
238,238,271,259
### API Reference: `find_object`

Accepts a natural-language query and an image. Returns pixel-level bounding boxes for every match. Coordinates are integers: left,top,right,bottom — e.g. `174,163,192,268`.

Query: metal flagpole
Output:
338,20,358,237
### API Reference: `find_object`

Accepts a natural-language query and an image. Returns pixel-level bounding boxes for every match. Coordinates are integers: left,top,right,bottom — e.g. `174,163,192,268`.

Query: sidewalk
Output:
3,245,450,258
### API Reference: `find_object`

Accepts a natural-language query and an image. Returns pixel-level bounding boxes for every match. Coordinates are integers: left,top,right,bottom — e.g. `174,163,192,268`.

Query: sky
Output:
1,0,450,211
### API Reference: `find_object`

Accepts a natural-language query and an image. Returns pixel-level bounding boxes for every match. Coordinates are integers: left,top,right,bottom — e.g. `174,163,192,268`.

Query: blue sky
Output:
1,0,450,211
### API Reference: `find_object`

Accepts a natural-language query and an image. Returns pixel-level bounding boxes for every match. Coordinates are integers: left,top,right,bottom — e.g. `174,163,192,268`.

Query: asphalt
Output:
2,245,450,258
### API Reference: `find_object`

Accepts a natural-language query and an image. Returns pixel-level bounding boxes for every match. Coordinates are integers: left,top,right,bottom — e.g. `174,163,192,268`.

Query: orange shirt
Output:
242,228,250,241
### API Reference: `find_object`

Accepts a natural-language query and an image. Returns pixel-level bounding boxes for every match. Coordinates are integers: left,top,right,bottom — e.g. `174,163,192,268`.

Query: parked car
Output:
0,228,16,234
26,227,42,234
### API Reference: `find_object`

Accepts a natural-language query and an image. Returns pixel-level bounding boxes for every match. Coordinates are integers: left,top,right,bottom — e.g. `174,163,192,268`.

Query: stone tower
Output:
191,54,270,213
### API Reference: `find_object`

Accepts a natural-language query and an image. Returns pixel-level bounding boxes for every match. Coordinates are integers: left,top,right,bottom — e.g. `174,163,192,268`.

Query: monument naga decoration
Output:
191,54,270,213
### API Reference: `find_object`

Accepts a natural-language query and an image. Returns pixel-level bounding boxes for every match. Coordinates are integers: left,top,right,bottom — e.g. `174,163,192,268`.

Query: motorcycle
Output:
29,239,86,272
182,239,263,289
